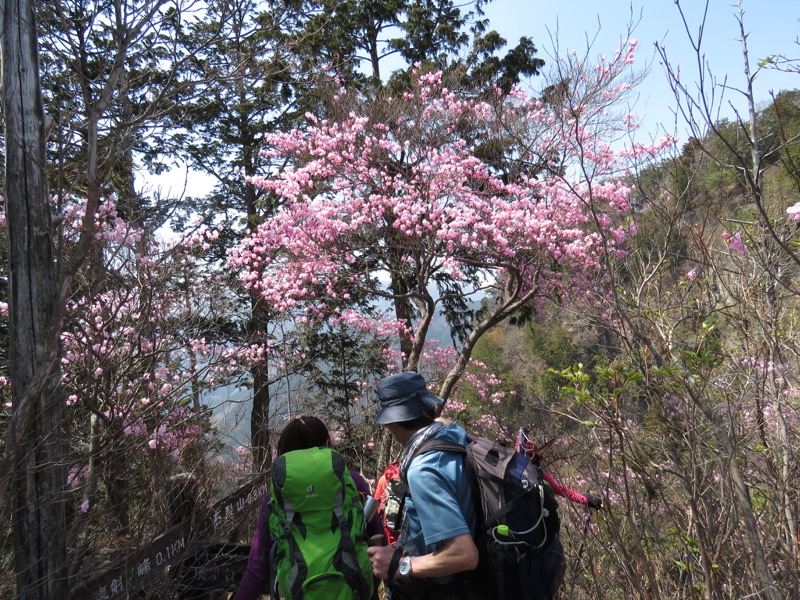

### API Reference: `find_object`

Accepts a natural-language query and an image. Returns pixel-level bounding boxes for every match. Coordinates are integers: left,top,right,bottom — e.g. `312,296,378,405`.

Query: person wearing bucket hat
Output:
374,371,444,424
367,372,482,600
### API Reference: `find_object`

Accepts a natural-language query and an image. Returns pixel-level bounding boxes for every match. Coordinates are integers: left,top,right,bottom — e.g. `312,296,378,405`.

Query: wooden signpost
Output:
71,474,268,599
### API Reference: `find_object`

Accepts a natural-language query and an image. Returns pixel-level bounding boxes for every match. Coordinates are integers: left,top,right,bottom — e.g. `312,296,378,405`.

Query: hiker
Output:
233,416,384,600
372,460,402,545
367,371,481,600
515,427,604,599
372,381,447,547
516,427,604,511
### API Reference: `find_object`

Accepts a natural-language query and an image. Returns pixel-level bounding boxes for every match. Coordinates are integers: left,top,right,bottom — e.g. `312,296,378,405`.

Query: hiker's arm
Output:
350,470,385,539
368,534,478,580
406,533,479,578
542,469,588,505
233,496,272,600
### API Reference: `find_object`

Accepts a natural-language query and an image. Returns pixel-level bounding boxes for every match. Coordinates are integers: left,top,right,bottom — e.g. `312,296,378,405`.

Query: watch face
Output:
399,556,411,576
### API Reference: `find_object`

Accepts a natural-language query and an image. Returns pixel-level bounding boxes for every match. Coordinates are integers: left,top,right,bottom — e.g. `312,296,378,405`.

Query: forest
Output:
1,0,799,598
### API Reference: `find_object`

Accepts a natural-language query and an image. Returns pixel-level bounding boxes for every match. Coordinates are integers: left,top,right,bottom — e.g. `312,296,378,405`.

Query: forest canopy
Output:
1,0,799,598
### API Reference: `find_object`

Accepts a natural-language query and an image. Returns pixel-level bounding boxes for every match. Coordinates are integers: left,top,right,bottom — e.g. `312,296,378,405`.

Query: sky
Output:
148,0,798,197
483,0,799,142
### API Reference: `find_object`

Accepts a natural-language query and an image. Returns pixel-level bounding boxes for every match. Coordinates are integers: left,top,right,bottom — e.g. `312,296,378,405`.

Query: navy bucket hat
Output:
374,372,444,425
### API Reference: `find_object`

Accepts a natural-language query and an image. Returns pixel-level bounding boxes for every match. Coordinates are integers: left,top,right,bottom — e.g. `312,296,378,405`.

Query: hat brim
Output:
374,391,443,425
374,396,424,425
419,390,444,411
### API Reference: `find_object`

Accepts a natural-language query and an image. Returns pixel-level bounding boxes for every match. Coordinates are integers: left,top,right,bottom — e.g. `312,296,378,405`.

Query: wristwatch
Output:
398,555,413,577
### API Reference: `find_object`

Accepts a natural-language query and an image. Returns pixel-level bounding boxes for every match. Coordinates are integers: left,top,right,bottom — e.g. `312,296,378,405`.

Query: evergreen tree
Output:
161,0,547,466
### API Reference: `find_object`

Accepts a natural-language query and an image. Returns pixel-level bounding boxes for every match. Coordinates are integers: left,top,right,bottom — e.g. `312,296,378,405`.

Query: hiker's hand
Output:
587,496,603,510
367,544,396,580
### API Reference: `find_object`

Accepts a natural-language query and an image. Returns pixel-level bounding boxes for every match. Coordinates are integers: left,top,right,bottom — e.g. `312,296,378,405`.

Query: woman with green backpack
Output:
234,416,383,600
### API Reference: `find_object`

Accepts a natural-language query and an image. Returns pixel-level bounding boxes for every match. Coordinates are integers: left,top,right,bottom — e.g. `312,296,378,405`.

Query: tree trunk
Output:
250,331,272,471
246,182,272,472
2,0,69,597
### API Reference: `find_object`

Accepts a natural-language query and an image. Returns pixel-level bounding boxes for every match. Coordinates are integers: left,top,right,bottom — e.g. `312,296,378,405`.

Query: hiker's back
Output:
388,421,479,600
401,424,477,558
268,446,374,600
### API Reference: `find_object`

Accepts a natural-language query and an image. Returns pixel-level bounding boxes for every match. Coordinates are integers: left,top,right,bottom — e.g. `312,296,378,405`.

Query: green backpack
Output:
267,446,374,600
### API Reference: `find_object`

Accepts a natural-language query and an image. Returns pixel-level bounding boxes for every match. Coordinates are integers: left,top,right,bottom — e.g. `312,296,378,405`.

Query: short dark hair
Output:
276,416,330,456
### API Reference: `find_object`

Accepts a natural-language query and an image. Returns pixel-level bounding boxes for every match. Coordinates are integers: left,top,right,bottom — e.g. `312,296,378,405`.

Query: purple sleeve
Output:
350,470,385,541
232,494,272,600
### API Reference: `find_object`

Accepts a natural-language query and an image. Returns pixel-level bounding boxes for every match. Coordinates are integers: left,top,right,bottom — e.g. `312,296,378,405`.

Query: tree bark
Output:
2,0,69,597
246,183,272,472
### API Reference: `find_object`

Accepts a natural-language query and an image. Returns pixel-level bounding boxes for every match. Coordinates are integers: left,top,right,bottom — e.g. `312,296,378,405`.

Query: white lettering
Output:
167,537,186,559
109,577,123,595
136,558,151,577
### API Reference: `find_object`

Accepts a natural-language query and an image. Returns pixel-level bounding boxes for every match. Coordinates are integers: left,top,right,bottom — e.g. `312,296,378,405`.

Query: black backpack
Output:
408,434,562,600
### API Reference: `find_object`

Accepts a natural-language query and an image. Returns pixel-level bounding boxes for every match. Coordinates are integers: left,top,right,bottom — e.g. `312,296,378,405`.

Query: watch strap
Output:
387,546,403,587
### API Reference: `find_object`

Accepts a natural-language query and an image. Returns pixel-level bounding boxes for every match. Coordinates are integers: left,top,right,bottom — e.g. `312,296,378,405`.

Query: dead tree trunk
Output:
2,0,69,597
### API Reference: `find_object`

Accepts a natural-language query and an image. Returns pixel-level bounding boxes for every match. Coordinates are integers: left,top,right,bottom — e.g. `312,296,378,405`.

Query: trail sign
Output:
71,474,268,599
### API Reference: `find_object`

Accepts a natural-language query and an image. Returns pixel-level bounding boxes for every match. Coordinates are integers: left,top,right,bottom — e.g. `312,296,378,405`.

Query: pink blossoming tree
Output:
231,42,666,404
30,197,266,554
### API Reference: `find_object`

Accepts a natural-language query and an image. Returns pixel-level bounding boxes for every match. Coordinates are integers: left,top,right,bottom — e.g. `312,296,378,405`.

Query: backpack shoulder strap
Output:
416,438,466,456
328,453,373,600
401,438,467,487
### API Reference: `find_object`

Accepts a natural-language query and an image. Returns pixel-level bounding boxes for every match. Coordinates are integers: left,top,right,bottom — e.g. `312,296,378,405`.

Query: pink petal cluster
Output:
722,231,748,256
231,45,662,349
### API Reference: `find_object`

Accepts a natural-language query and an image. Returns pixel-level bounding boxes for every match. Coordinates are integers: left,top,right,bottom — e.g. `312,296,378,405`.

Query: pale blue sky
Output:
150,1,798,196
484,0,799,142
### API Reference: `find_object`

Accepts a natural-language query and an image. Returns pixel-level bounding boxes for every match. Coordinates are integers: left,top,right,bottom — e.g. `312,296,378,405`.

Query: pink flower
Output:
687,268,698,281
787,202,800,221
728,232,747,256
